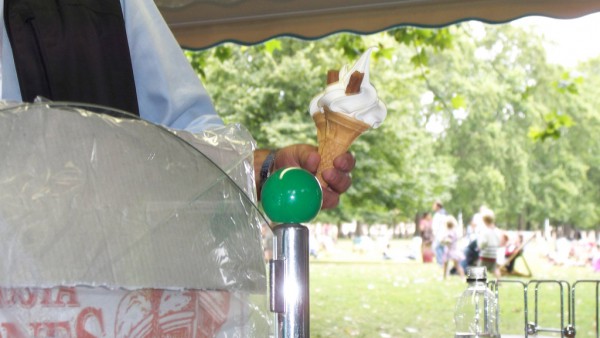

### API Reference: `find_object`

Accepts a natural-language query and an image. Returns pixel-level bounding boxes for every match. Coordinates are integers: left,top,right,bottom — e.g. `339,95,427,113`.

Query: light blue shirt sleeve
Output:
1,0,22,102
0,0,223,133
122,0,224,132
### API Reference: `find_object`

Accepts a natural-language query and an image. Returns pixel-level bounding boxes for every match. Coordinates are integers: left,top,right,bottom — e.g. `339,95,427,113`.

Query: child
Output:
477,208,501,278
442,215,465,279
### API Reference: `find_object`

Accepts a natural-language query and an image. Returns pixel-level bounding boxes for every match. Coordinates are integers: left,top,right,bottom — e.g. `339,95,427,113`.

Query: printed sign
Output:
0,287,233,337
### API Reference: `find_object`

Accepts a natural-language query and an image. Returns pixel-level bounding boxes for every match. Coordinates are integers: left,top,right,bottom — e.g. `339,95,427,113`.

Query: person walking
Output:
431,200,447,266
419,212,434,263
442,215,465,279
477,208,501,279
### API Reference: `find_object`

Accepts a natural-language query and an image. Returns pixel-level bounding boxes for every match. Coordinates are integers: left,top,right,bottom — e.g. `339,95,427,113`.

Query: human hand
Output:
257,144,355,209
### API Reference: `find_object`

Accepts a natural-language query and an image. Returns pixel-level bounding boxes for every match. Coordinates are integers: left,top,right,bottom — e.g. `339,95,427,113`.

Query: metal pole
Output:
497,280,529,337
270,223,310,338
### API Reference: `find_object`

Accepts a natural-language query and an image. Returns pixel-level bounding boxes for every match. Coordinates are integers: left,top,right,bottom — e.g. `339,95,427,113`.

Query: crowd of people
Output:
546,230,600,269
264,200,600,278
419,202,521,279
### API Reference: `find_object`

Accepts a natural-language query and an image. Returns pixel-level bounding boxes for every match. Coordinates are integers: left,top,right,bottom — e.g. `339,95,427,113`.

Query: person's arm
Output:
1,20,21,101
254,145,355,210
122,0,224,132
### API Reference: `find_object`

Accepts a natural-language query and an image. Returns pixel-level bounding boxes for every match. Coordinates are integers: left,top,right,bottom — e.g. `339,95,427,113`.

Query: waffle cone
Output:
313,112,327,154
316,108,370,186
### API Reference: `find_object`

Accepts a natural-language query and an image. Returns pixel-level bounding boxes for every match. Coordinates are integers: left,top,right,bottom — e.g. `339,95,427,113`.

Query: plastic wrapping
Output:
0,102,274,337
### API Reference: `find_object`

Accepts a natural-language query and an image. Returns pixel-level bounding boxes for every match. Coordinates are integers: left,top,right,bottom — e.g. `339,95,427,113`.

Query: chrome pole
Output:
270,223,310,338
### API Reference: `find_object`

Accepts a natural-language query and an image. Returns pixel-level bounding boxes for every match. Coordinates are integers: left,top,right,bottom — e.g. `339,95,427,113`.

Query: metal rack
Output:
490,279,600,337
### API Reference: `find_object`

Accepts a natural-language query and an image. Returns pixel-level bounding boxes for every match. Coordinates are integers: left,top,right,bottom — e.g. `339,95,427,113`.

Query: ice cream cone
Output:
313,112,327,154
316,108,370,187
309,49,386,188
313,70,338,154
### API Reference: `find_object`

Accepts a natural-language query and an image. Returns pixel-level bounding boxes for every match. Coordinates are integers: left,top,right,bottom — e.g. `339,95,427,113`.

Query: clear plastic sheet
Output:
0,101,274,337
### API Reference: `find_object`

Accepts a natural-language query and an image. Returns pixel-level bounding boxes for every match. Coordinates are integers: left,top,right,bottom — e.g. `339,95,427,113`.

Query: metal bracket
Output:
269,258,286,313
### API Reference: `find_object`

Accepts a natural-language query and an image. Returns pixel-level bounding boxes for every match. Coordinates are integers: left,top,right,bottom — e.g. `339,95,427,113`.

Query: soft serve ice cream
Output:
309,48,387,186
310,48,387,127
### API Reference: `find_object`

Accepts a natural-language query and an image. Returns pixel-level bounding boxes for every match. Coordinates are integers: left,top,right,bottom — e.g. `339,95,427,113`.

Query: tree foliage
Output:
186,22,600,231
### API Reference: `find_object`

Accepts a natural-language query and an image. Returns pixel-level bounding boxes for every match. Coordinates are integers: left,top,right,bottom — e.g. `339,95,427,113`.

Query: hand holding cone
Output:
308,47,387,189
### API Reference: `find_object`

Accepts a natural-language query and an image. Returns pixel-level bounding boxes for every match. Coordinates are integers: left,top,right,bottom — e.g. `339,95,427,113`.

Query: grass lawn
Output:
309,238,600,337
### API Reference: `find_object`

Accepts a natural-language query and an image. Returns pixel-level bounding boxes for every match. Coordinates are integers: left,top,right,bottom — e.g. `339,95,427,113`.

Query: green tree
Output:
185,22,600,231
192,33,455,224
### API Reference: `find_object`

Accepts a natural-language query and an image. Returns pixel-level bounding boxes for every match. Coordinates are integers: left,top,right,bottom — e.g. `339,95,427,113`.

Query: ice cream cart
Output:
0,100,320,337
152,1,600,337
0,102,278,336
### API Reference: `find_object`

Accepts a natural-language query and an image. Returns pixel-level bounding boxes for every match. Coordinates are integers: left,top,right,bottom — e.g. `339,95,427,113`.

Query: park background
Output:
185,13,600,337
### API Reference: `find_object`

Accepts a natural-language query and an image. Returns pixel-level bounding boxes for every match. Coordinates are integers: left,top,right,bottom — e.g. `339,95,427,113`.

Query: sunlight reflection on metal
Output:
272,223,309,337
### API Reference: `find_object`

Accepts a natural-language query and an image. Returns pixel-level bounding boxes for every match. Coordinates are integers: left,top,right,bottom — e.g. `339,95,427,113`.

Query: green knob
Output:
261,167,323,223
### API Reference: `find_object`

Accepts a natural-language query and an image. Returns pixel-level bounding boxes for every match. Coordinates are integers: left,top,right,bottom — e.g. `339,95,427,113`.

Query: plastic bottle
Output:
454,266,500,338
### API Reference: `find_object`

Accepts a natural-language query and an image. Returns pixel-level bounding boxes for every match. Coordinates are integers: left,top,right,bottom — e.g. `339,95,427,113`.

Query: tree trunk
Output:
517,213,524,231
355,221,364,237
336,221,344,239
